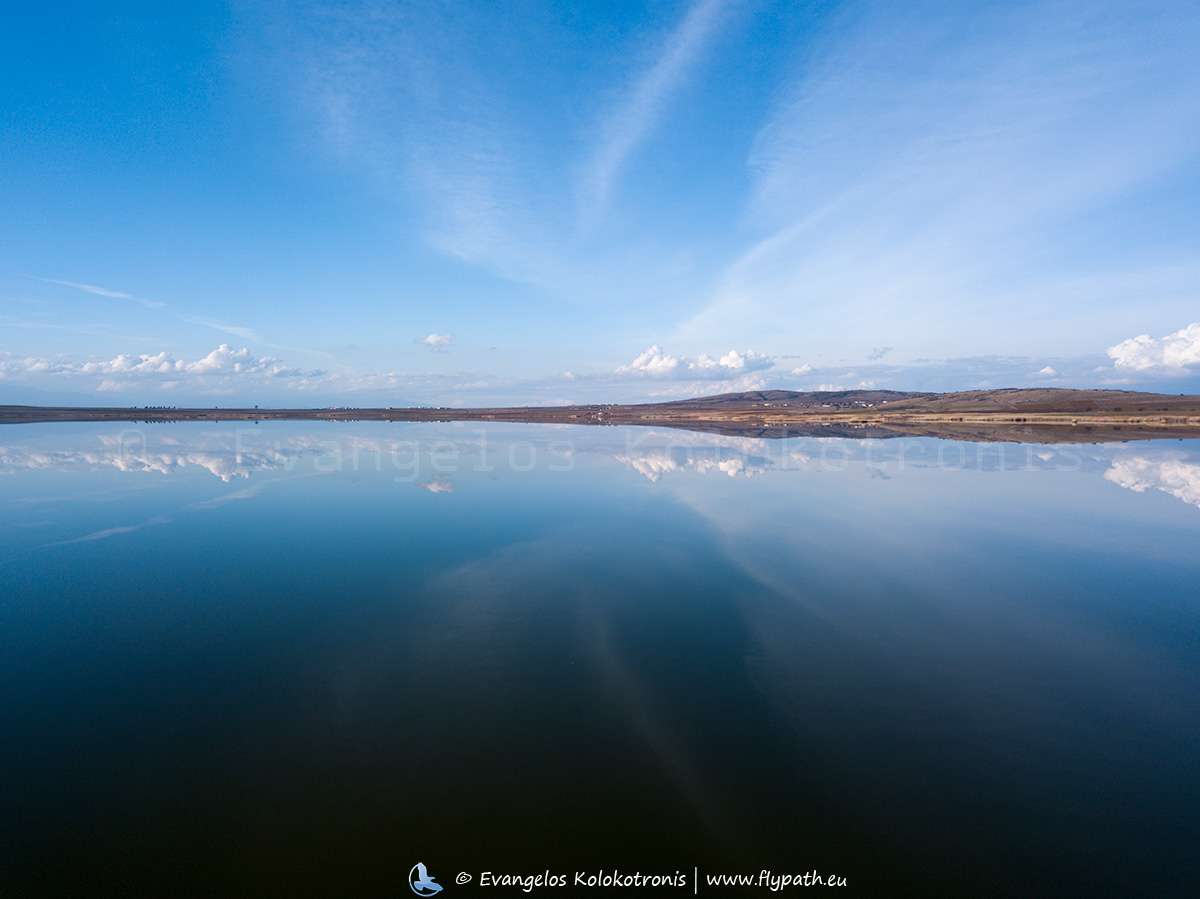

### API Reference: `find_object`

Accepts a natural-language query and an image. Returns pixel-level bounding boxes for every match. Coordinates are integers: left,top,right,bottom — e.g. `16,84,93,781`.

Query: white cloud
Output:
579,0,728,225
2,345,322,391
620,345,682,375
679,3,1200,358
421,333,453,349
791,364,813,375
1105,455,1200,509
814,379,879,392
1108,323,1200,372
419,480,455,493
0,355,72,377
616,344,773,379
35,277,165,309
264,3,574,293
1036,365,1059,376
634,372,767,399
34,278,278,347
81,344,302,377
186,317,262,342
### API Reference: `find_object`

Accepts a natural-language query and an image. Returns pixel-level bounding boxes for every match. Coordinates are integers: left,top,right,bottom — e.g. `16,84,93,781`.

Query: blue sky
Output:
2,0,1199,405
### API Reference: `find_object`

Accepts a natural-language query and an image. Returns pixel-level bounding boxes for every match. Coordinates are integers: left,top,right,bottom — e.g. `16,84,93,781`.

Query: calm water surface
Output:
2,423,1198,896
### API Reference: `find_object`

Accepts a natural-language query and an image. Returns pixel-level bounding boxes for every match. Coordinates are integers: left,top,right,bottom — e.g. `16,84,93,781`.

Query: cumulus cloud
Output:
87,345,314,381
616,345,773,380
0,355,70,377
619,345,681,375
81,344,296,377
421,333,453,349
419,480,455,493
791,363,813,376
1,345,323,391
1108,323,1200,372
1036,365,1058,377
1105,455,1200,510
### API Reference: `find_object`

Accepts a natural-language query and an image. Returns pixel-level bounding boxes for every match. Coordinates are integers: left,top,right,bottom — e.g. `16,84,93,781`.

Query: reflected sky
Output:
4,422,1200,527
2,422,1199,895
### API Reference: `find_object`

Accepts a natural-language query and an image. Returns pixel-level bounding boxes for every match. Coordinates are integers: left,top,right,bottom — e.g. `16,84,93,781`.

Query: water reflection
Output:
0,431,310,481
1105,454,1200,510
2,422,1199,895
615,449,771,481
3,424,1200,503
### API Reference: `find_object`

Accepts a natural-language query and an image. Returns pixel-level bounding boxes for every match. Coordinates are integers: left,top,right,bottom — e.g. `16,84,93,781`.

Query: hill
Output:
646,387,1200,414
3,388,1200,443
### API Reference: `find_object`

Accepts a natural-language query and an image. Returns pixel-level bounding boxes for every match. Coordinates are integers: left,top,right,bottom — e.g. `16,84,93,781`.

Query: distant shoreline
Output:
5,388,1200,443
3,405,1200,428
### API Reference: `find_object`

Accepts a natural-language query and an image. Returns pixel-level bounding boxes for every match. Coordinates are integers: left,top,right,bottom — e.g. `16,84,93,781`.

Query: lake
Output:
2,422,1198,896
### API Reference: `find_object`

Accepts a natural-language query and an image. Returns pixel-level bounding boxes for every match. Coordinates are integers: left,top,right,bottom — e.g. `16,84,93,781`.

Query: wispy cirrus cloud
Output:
33,277,165,309
32,277,268,346
578,0,730,227
185,318,262,342
680,1,1200,360
258,1,570,291
245,0,734,298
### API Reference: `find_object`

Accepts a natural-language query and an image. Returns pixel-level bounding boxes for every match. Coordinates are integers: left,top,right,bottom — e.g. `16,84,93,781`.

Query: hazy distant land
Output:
5,388,1200,443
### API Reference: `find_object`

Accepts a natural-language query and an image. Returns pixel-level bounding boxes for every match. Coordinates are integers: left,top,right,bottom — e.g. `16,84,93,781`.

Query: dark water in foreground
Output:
2,422,1198,896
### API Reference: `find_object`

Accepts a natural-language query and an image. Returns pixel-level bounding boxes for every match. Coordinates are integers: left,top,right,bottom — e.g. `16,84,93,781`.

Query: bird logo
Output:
409,862,444,896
